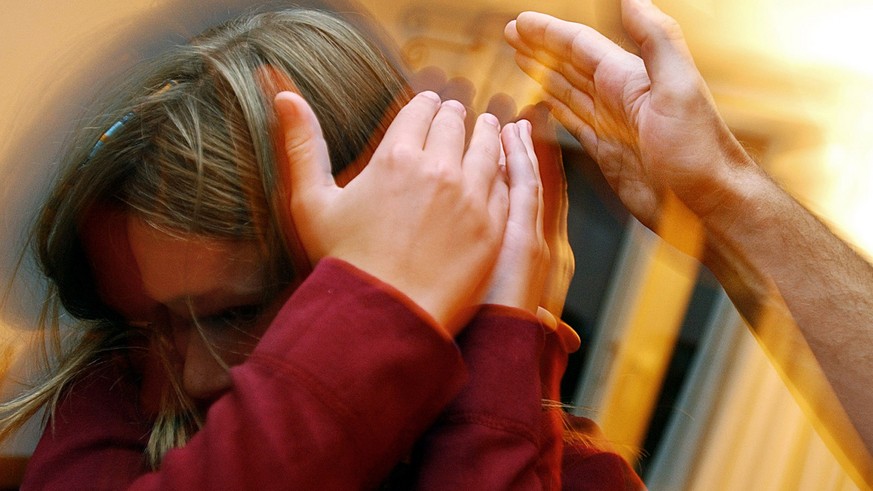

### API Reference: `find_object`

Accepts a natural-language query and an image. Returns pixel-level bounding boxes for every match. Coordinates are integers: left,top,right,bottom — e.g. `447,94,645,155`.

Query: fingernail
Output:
481,113,499,127
418,91,441,103
518,119,532,135
442,99,466,116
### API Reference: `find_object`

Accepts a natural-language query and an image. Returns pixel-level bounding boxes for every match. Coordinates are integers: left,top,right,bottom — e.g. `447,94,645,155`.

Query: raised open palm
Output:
505,0,754,229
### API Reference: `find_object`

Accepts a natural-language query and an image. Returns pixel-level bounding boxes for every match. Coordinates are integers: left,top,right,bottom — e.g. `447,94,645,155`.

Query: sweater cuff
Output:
448,306,545,437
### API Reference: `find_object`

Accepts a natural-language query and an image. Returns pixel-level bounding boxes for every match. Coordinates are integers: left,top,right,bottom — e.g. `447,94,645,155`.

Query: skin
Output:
99,92,549,407
274,90,545,336
127,217,282,403
505,0,873,456
407,69,579,349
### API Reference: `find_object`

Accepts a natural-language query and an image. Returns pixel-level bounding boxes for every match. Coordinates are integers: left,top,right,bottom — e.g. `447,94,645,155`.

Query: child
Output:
3,7,641,489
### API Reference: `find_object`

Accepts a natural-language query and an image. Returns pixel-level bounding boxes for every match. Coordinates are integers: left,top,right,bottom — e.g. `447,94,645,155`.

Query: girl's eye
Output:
199,304,264,329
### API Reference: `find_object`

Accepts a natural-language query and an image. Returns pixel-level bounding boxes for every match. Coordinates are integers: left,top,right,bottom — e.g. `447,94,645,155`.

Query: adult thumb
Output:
273,91,334,193
621,0,699,92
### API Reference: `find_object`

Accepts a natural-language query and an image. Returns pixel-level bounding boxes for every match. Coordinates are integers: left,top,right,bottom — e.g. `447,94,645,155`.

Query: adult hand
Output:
274,91,508,337
506,0,873,470
504,0,755,230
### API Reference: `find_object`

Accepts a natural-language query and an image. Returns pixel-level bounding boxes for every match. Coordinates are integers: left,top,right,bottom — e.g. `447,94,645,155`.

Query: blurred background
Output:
2,0,872,489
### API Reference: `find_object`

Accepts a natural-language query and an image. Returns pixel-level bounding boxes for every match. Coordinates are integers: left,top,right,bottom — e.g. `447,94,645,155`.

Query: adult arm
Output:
505,0,873,454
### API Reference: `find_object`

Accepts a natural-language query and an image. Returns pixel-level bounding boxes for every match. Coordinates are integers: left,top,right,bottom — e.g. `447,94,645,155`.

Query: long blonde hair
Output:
1,8,410,468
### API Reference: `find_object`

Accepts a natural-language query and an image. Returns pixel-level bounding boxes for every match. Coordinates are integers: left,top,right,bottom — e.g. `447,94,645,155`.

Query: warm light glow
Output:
770,2,873,78
762,0,873,257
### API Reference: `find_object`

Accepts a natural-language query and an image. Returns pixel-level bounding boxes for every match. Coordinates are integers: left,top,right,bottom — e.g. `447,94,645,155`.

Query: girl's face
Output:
118,216,287,405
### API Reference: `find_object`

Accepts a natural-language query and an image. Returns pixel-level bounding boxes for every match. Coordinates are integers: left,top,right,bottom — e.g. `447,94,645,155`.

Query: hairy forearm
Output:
700,160,873,452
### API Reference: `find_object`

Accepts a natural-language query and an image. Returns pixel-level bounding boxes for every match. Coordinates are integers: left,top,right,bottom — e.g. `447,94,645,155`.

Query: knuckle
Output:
383,144,418,166
517,177,542,200
659,16,684,42
428,163,462,187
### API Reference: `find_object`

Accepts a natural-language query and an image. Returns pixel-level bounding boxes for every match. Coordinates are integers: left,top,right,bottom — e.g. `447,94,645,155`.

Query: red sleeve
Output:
410,306,645,491
20,361,152,491
22,258,466,490
411,305,548,489
561,417,647,491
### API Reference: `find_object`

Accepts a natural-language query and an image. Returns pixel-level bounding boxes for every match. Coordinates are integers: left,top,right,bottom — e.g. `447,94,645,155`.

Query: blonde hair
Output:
1,8,410,468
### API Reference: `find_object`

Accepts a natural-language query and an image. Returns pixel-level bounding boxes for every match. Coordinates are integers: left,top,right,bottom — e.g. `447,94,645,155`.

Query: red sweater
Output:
21,258,643,490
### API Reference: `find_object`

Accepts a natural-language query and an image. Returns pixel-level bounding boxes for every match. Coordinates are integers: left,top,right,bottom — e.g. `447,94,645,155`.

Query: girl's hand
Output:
274,91,509,337
483,109,581,352
521,104,574,318
482,120,547,315
523,104,580,352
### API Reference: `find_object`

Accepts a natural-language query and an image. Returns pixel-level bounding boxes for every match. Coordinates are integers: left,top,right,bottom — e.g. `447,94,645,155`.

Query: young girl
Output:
2,7,642,489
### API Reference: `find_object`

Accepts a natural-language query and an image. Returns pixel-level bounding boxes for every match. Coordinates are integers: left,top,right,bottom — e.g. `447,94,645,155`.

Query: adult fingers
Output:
514,53,595,128
516,55,595,138
620,0,700,96
511,11,619,79
437,79,478,144
507,15,598,106
542,93,598,162
409,65,448,94
274,91,335,192
440,77,476,108
485,92,518,126
504,19,530,57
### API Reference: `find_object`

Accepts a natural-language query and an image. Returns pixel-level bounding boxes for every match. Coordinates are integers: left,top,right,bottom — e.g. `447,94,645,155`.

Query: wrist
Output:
698,157,780,249
696,160,792,302
318,257,450,336
481,292,538,317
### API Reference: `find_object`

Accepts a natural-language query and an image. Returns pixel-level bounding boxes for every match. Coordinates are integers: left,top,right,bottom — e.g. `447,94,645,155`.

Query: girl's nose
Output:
169,317,233,404
179,329,234,403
